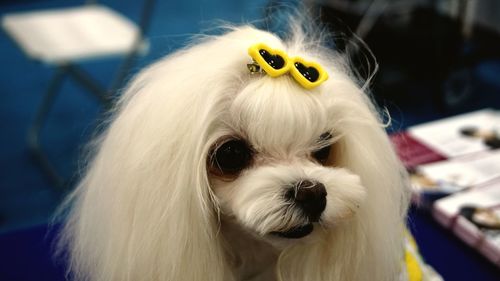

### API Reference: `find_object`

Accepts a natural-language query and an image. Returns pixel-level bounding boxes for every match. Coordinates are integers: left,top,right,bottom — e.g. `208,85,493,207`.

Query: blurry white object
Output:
418,150,500,191
408,109,500,158
1,2,154,187
2,5,147,64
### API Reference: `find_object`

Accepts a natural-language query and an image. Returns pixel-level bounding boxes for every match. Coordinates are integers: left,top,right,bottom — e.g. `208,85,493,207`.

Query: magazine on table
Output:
410,150,500,207
407,109,500,159
390,109,500,205
432,181,500,267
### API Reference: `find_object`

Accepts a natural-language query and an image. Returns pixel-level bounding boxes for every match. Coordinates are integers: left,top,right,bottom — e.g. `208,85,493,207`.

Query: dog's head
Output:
206,47,366,243
60,24,410,281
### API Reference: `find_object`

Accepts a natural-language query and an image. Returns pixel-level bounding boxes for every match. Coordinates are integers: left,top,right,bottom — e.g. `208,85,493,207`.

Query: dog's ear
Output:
56,28,279,281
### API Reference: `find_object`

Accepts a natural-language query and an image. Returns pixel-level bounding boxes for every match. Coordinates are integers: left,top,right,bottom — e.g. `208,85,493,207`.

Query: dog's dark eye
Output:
312,132,333,165
210,139,253,176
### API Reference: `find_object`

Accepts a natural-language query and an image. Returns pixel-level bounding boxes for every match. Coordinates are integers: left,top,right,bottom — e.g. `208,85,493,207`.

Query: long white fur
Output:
57,21,410,281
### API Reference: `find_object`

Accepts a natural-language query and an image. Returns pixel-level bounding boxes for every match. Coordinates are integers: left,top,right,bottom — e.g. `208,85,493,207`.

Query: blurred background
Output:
0,0,499,280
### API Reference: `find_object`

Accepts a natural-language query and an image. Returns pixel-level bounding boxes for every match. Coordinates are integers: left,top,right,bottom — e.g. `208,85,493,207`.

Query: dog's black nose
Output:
286,180,327,222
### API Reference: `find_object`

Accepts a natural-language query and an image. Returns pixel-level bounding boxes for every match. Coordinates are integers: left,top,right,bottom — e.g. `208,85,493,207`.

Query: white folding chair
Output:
1,0,155,188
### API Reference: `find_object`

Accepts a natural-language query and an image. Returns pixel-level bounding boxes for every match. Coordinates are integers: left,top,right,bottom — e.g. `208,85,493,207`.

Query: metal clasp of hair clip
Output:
247,60,263,74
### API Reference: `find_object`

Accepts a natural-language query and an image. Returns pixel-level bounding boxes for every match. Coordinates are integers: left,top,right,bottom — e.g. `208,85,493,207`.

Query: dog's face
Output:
206,74,367,245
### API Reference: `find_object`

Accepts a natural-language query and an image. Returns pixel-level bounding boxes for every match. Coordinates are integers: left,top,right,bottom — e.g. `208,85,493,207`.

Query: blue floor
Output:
1,1,500,280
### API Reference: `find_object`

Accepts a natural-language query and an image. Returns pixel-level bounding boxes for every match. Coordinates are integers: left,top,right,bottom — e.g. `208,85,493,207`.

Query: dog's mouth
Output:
270,223,313,239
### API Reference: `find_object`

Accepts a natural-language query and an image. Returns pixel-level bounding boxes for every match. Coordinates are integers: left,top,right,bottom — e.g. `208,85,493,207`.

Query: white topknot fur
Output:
57,20,410,281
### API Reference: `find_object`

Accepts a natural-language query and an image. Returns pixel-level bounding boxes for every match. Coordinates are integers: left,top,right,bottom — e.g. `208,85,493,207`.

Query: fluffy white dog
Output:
58,21,414,281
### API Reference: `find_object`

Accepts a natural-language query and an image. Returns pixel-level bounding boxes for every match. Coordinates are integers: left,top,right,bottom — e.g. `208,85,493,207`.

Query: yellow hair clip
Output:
289,57,329,90
248,43,290,77
247,43,328,89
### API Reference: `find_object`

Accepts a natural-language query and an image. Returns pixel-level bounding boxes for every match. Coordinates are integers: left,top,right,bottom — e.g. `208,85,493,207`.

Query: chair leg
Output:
66,64,111,109
27,67,68,189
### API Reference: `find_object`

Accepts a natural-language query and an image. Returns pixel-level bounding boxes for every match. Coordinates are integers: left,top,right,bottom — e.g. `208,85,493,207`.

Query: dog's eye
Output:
312,132,333,165
210,139,253,176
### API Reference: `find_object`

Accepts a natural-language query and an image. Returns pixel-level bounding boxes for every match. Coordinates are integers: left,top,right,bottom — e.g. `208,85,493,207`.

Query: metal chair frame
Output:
10,0,156,188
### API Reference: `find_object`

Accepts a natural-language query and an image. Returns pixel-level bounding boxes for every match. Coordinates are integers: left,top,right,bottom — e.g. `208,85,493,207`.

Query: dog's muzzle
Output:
271,180,327,239
286,180,327,222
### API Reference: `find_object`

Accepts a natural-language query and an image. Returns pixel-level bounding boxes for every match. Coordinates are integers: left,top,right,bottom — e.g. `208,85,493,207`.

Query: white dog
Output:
58,21,418,281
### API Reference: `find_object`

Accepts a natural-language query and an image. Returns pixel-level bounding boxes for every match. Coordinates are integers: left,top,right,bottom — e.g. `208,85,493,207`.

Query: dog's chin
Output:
223,215,320,247
261,223,326,250
269,223,314,239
